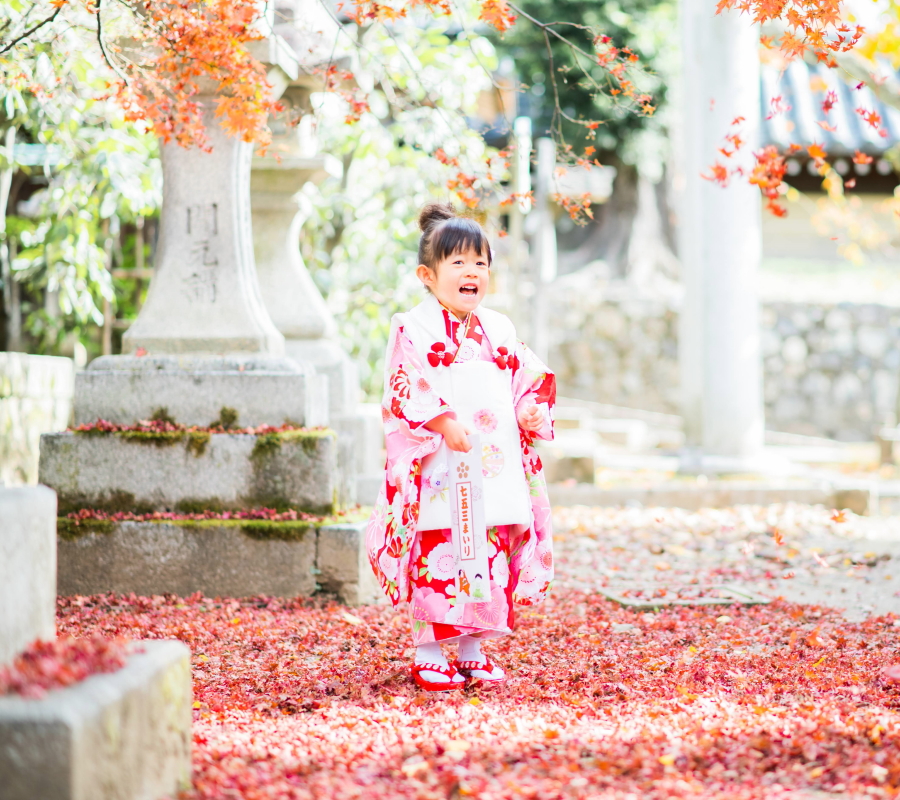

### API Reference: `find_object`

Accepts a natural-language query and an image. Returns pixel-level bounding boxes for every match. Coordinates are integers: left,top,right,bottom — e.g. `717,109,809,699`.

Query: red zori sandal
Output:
453,659,506,684
411,662,465,692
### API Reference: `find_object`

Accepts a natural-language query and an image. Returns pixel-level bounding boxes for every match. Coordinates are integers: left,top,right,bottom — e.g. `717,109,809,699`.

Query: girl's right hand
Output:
424,414,473,452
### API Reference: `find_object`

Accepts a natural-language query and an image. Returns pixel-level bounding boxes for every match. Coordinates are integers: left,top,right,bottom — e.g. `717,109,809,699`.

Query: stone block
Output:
0,639,192,800
75,357,327,428
542,455,595,484
317,523,383,605
39,430,338,515
332,404,385,506
0,486,56,667
58,521,317,597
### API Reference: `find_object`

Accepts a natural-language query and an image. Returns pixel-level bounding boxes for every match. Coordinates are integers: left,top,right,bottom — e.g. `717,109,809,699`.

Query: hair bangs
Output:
429,217,492,266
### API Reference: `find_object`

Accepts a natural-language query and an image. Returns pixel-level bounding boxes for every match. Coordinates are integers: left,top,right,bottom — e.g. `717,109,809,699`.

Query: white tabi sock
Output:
414,642,463,683
457,636,505,681
457,635,485,665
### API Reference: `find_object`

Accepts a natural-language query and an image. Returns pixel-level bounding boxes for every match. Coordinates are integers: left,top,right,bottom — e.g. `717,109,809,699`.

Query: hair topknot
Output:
417,202,492,270
418,202,456,232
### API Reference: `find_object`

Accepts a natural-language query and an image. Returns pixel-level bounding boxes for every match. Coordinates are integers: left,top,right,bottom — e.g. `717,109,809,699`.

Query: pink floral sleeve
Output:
385,327,454,430
511,341,556,443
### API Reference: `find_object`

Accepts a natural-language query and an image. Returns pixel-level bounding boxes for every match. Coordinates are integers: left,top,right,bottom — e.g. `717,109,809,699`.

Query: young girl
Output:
366,203,556,692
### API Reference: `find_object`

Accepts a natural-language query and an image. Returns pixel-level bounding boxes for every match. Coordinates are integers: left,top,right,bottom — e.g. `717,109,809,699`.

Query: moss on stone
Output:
186,431,210,457
174,498,226,514
74,427,109,438
57,518,114,539
117,430,186,446
57,516,314,542
56,490,155,516
211,406,239,430
250,432,283,460
150,407,177,425
251,428,335,460
238,520,313,541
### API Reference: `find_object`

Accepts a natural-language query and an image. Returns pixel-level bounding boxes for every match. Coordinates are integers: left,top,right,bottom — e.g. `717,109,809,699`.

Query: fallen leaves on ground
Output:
57,590,900,799
0,635,130,699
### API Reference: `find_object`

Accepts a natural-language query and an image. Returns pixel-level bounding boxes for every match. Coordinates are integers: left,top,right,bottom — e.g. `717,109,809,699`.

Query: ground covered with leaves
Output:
58,587,900,799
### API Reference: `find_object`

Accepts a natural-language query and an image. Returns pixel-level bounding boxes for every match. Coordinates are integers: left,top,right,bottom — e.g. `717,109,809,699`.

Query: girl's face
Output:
415,248,490,319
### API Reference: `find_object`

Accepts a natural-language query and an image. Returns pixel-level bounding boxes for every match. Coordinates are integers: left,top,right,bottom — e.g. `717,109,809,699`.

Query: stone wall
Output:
548,267,682,418
0,353,74,485
549,269,900,441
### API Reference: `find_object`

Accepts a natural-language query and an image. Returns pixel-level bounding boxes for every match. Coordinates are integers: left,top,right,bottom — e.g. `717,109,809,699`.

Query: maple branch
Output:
507,1,637,130
94,0,130,85
542,26,564,140
0,4,62,56
506,3,596,62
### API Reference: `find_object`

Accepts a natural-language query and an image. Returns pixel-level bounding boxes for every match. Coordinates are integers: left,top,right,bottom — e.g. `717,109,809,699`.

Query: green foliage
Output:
493,0,675,166
1,7,161,356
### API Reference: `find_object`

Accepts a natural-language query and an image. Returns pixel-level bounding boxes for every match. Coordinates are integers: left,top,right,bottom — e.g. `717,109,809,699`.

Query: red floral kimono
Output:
366,296,556,645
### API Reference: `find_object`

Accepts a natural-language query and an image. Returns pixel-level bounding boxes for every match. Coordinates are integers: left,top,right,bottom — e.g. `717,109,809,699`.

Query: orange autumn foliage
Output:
113,0,281,150
717,0,862,65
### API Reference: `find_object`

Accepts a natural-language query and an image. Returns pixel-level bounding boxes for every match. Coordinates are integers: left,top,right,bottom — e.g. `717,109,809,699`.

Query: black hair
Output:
417,202,492,269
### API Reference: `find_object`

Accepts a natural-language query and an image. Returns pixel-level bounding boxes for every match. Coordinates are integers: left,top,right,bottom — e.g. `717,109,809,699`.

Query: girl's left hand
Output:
518,404,543,432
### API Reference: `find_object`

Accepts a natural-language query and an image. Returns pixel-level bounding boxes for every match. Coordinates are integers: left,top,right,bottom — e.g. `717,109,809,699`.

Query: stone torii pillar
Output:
678,0,764,466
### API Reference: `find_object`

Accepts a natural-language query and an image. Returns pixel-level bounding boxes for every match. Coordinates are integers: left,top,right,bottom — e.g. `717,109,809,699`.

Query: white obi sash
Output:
392,295,532,530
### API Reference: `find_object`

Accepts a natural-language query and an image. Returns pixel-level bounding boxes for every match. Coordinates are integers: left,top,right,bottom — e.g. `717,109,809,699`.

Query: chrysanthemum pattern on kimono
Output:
365,305,556,643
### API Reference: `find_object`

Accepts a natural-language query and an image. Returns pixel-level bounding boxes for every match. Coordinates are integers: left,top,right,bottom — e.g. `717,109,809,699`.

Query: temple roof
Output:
761,58,900,155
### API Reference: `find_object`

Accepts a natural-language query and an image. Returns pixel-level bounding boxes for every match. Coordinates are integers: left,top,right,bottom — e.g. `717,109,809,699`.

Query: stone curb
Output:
548,482,869,514
0,639,192,800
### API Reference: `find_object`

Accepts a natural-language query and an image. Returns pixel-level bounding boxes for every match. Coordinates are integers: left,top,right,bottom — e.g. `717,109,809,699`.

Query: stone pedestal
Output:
75,355,326,428
56,519,379,604
678,1,764,463
0,488,193,800
0,486,56,667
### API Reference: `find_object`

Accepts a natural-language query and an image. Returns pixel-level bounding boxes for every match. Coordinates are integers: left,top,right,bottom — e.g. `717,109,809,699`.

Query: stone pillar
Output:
504,116,533,333
251,97,384,503
250,148,358,417
678,1,764,463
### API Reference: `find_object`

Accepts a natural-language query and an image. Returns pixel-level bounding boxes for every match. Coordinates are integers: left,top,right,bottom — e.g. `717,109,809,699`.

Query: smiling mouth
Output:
459,284,478,296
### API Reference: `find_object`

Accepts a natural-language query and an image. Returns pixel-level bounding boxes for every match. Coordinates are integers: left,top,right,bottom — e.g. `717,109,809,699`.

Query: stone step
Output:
75,358,327,428
57,519,380,605
0,640,191,800
39,429,338,515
